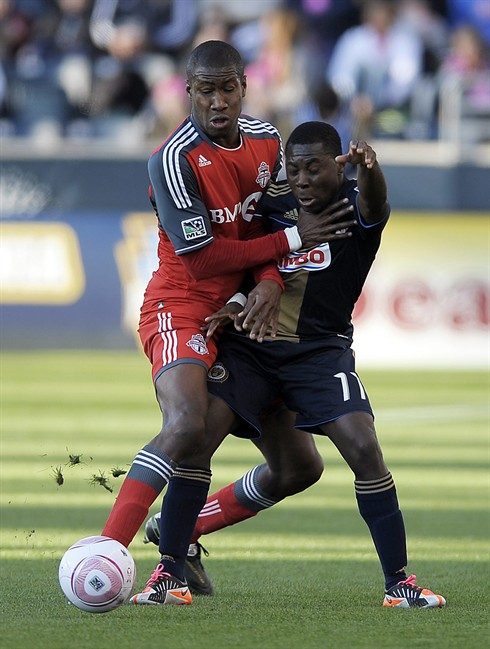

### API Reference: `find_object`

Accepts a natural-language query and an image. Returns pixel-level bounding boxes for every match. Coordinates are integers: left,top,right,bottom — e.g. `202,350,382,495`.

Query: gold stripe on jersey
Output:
264,271,309,342
266,181,291,197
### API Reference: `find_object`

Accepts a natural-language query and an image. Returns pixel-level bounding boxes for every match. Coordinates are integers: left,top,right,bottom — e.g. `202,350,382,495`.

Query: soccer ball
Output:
59,536,136,613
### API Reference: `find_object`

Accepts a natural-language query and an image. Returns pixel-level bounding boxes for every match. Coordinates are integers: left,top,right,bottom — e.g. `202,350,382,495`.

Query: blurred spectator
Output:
89,0,198,56
441,25,490,110
438,24,490,143
6,0,96,140
89,18,151,139
86,0,199,141
398,0,450,73
150,0,198,55
49,0,97,134
241,6,306,136
198,0,280,24
326,0,423,139
192,2,232,50
397,0,451,139
282,0,360,93
294,78,351,148
447,0,490,45
0,0,32,132
144,64,188,142
0,0,32,60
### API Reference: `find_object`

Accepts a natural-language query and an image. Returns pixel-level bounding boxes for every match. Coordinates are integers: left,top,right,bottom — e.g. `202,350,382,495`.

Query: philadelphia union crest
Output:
186,333,209,355
207,362,229,382
256,161,271,188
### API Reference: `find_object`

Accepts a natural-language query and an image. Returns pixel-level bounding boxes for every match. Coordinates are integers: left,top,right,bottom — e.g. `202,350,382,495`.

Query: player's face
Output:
187,66,246,148
286,143,343,214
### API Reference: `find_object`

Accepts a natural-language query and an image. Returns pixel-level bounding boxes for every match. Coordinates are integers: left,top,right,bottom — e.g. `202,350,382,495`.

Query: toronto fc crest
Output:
186,333,209,355
256,161,271,188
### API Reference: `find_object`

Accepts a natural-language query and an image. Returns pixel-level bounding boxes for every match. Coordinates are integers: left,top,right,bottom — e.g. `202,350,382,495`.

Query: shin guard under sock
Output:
355,473,408,590
192,465,280,543
159,465,212,580
102,444,175,547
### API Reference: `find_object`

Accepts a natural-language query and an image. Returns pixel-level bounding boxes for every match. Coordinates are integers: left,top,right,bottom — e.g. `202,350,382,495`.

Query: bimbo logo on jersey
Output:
278,243,332,273
209,191,263,224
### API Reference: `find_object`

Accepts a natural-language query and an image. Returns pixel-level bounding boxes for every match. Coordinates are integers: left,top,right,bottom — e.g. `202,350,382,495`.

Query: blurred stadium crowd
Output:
1,0,489,147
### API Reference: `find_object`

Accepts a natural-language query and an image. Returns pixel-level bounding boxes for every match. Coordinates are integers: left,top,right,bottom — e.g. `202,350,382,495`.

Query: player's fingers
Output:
249,311,273,342
203,321,219,341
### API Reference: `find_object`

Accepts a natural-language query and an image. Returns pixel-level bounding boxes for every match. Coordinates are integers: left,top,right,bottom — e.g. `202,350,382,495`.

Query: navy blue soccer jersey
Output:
257,177,390,341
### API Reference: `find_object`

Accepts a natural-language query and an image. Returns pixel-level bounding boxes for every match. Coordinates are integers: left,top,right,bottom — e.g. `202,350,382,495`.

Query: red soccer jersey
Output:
143,115,289,319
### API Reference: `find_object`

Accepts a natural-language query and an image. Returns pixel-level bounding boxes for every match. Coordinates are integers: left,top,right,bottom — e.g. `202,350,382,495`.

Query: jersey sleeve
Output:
350,183,390,233
148,148,214,255
178,231,291,280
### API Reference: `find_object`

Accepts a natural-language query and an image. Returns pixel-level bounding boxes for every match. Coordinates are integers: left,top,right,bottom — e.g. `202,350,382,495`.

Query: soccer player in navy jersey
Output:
146,121,446,608
100,41,354,606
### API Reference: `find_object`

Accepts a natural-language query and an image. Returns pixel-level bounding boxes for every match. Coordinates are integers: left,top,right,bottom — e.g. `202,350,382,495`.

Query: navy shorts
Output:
207,331,373,438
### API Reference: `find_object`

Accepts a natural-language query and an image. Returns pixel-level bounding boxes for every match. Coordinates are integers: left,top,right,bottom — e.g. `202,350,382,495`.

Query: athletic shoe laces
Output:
146,563,169,586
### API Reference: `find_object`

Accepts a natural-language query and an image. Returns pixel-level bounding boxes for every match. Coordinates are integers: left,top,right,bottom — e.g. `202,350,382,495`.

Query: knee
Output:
274,451,324,497
348,435,386,479
157,409,207,461
297,451,324,489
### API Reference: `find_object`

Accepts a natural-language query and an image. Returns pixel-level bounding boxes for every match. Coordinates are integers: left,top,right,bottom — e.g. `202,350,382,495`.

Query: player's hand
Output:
297,198,356,249
335,140,377,169
202,302,241,341
235,279,282,342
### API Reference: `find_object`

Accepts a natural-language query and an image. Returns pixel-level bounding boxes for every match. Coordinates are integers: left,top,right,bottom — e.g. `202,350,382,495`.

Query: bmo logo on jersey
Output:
278,243,332,273
209,191,263,224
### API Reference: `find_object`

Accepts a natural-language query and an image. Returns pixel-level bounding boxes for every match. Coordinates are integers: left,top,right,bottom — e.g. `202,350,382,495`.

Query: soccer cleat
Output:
383,574,446,608
143,512,214,596
143,511,161,545
129,562,192,606
185,543,214,596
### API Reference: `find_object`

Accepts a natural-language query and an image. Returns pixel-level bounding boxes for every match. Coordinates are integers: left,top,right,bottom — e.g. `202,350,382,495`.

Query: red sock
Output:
191,483,258,543
102,477,159,547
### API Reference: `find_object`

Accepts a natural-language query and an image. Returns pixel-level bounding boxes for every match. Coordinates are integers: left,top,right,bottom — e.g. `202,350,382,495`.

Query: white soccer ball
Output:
59,536,136,613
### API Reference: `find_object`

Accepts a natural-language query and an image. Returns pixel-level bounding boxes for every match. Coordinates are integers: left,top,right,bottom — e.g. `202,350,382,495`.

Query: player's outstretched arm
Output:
336,141,389,224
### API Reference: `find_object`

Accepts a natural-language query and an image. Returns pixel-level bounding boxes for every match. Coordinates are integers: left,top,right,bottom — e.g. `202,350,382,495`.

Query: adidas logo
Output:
198,154,212,167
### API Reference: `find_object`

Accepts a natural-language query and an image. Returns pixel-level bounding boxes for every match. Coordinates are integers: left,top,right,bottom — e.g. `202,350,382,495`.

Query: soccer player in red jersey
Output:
101,42,353,606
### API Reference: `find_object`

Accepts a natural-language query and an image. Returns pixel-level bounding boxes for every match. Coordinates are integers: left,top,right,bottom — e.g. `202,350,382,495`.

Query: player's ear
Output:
185,80,192,97
241,75,247,97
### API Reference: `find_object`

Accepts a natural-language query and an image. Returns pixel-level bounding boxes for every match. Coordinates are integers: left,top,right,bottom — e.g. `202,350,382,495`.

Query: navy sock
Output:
355,473,408,591
158,465,212,581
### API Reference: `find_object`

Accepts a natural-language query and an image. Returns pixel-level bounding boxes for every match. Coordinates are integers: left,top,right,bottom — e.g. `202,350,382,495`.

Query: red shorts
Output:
139,302,219,381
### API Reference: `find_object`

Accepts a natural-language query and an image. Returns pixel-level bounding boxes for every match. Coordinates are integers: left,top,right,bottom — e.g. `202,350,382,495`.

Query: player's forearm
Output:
252,262,284,291
180,229,300,280
357,162,388,221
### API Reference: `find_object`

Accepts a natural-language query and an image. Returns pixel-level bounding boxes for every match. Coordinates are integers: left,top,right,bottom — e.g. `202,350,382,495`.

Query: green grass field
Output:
1,351,488,649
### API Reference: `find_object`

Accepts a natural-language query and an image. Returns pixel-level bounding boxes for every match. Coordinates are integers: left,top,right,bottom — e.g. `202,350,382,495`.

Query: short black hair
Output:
186,40,245,80
286,121,342,158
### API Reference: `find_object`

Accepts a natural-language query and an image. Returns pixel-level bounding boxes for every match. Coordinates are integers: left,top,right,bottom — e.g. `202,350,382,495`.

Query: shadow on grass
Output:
1,504,488,540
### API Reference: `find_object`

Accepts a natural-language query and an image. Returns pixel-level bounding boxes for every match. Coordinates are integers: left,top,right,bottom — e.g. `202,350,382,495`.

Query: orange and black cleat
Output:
383,574,446,608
